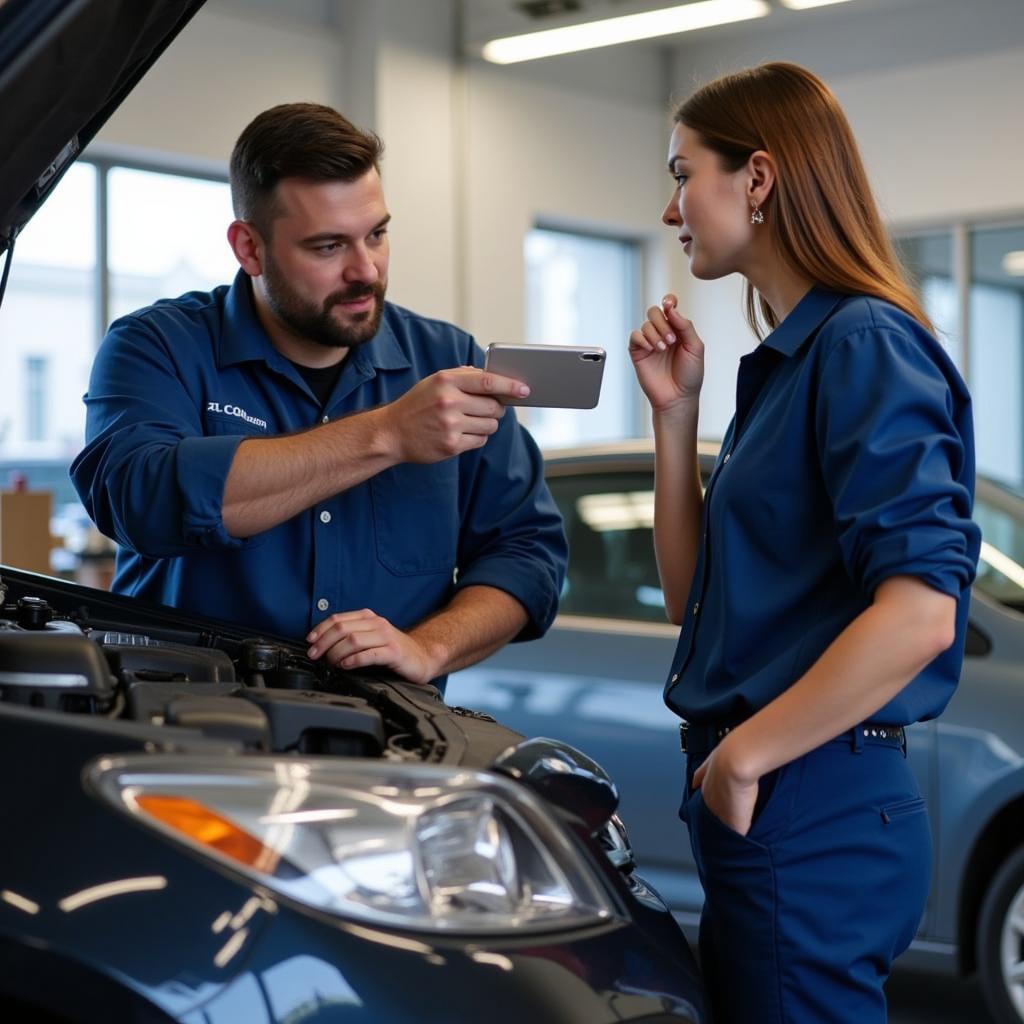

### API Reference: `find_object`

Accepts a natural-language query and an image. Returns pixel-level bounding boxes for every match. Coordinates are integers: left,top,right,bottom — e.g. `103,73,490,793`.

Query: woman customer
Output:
630,62,980,1024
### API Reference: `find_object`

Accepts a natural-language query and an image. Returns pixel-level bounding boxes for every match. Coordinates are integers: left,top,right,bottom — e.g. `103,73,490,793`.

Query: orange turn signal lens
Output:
136,794,280,872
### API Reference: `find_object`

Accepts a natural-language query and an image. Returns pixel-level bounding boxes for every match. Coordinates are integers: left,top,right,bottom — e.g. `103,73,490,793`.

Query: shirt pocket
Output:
370,460,459,576
202,411,270,437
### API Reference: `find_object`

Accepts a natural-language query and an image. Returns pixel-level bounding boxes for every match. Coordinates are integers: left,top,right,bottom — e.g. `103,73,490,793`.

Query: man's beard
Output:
261,256,386,350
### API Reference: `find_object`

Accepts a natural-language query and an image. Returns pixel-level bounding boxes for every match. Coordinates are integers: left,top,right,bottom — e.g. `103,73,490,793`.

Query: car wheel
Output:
979,845,1024,1024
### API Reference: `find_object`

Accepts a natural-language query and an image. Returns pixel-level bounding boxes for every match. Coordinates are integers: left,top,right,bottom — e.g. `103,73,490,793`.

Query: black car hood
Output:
0,0,207,256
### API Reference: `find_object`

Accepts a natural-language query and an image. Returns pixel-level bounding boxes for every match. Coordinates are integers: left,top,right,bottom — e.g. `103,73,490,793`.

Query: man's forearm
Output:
221,366,526,539
410,585,529,679
222,406,396,537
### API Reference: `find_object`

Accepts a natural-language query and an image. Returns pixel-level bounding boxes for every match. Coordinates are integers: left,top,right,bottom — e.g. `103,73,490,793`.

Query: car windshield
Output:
552,471,664,623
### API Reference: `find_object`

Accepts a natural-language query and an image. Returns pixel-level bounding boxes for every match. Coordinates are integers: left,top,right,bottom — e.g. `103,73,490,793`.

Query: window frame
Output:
895,213,1024,488
0,149,231,540
80,148,230,351
526,219,648,441
894,211,1024,384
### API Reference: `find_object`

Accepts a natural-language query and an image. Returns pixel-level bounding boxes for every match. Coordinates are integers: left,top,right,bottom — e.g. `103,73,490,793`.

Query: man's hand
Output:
378,367,529,464
306,608,439,683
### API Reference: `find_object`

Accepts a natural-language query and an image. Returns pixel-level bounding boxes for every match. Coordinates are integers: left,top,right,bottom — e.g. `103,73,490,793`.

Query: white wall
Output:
838,47,1024,227
666,0,1024,439
88,0,677,354
340,0,462,323
461,61,675,346
94,5,344,167
83,0,1024,444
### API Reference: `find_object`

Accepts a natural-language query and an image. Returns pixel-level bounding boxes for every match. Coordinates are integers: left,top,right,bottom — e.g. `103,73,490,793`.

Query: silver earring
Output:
750,205,764,225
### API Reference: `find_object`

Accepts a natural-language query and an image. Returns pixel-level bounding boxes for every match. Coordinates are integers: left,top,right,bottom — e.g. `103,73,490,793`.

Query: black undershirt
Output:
289,358,345,409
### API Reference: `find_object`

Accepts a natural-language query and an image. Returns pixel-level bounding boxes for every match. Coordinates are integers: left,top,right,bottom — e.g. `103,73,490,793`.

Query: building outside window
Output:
24,356,48,443
108,166,237,322
0,158,234,576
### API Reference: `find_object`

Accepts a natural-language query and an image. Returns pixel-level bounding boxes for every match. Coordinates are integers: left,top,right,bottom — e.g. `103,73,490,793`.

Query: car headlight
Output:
88,756,616,934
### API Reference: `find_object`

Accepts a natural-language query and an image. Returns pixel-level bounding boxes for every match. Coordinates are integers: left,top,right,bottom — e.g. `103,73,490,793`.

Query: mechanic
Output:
629,64,980,1023
71,103,567,694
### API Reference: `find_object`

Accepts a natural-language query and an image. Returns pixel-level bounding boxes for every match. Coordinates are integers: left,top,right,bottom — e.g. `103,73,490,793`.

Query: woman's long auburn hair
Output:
674,62,931,338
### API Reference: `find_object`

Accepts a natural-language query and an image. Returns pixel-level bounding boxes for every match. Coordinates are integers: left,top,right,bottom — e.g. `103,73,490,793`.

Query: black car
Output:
0,3,705,1022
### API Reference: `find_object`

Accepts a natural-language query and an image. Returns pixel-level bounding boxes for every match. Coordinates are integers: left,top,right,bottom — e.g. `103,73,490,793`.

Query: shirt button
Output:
319,510,332,524
321,414,329,423
670,673,679,683
693,602,700,616
316,598,329,612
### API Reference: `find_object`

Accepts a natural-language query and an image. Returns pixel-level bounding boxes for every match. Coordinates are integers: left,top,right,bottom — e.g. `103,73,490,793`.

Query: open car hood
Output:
0,0,207,256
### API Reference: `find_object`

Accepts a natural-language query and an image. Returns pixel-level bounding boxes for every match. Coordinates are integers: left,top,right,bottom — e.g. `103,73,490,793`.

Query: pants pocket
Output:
692,791,783,1024
880,796,925,824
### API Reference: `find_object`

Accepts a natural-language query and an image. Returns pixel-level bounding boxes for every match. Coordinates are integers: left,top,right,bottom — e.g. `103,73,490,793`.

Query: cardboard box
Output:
0,489,54,575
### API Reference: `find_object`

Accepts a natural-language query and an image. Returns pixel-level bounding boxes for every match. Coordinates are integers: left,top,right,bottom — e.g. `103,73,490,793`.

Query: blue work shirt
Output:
665,287,980,726
71,272,567,688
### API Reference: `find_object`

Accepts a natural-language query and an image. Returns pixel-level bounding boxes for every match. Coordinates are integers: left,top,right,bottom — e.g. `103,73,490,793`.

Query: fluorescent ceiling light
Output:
482,0,770,64
1002,250,1024,277
780,0,855,8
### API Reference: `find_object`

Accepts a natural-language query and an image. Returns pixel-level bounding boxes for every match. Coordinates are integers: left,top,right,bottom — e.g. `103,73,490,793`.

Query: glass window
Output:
0,160,234,581
0,162,96,501
108,167,236,321
894,231,960,367
968,224,1024,490
523,228,641,448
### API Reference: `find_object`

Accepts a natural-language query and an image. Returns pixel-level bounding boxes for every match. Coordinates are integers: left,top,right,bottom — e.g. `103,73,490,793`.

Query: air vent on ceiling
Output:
515,1,583,19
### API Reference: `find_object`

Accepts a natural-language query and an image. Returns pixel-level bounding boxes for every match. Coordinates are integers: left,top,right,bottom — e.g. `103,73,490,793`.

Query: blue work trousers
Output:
680,732,931,1023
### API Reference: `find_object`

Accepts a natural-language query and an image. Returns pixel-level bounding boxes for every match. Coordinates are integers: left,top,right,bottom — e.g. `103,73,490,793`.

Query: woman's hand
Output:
628,294,705,413
692,742,760,836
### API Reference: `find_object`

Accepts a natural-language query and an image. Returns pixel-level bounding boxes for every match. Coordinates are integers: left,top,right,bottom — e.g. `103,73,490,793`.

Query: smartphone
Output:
484,343,606,409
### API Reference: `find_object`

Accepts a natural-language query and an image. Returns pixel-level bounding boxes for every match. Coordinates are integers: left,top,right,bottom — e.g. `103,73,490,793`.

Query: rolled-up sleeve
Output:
815,326,979,599
454,413,567,640
70,318,248,556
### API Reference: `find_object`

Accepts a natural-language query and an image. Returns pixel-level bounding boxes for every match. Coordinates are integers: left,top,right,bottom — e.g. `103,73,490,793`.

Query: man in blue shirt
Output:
71,103,567,693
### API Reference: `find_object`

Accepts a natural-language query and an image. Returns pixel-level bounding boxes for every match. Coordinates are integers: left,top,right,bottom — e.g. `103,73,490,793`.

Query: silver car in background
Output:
448,439,1024,1024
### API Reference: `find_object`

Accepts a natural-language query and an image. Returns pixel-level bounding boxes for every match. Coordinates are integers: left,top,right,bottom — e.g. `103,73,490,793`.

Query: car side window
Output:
973,484,1024,612
548,471,667,623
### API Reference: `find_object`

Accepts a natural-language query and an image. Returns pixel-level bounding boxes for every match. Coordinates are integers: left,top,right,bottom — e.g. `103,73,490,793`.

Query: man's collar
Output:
760,285,846,357
220,270,277,367
220,269,410,372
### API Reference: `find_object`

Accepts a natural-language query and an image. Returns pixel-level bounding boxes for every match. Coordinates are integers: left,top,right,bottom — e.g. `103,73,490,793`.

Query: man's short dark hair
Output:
229,102,383,236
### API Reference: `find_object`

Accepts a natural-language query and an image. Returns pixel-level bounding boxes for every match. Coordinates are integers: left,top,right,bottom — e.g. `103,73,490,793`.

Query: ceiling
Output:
459,0,931,52
208,0,1021,75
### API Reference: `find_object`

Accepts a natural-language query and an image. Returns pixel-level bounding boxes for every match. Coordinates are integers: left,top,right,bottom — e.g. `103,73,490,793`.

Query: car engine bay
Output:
0,567,520,769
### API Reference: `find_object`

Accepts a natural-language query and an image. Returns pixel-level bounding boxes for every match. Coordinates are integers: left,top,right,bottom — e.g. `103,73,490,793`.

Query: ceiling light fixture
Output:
779,0,855,8
482,0,770,64
1002,251,1024,277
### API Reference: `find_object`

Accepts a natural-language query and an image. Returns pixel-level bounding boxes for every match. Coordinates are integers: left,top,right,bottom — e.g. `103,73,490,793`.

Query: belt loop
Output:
900,728,908,758
851,725,864,755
